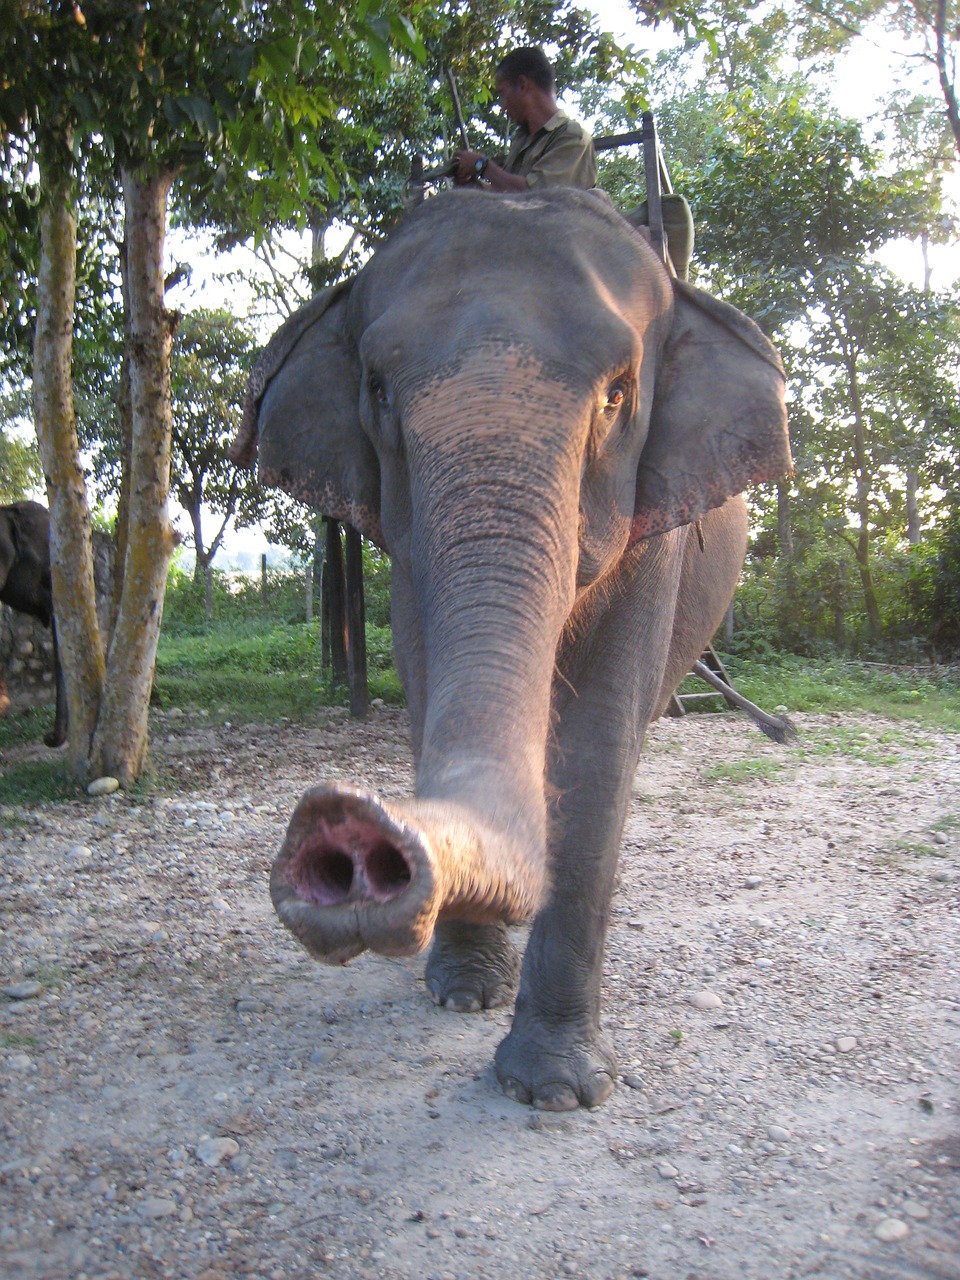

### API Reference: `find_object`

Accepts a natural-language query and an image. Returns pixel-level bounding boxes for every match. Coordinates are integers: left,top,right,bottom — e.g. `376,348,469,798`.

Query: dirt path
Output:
2,705,958,1280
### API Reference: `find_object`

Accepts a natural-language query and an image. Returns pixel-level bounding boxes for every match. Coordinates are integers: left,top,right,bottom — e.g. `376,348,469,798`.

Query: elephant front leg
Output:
493,797,623,1110
495,538,682,1110
426,920,520,1012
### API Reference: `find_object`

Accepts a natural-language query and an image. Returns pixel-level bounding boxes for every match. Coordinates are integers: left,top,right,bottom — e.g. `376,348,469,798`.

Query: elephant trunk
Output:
271,366,584,964
270,786,544,964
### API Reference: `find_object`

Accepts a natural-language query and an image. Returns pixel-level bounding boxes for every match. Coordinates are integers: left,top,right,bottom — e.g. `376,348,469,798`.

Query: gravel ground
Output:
1,703,958,1280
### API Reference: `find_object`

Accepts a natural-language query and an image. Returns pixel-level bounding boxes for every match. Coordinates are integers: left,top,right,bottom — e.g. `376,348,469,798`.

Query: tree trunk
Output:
776,480,793,556
111,238,133,640
935,0,960,162
906,468,921,546
32,160,105,777
188,496,206,585
89,166,178,787
846,351,883,642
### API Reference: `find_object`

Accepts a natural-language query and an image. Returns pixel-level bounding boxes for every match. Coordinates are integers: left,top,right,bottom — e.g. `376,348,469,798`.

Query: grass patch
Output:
0,759,81,808
722,653,960,731
701,758,785,784
894,839,947,858
154,619,404,722
3,1032,42,1049
0,706,55,749
795,723,913,766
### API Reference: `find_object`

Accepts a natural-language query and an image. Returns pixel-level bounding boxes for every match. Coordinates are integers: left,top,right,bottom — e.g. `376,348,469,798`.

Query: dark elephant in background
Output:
0,500,67,747
234,187,791,1109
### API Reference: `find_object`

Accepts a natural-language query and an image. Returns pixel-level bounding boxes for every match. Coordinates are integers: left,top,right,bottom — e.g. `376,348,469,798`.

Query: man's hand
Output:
453,150,528,192
453,149,486,185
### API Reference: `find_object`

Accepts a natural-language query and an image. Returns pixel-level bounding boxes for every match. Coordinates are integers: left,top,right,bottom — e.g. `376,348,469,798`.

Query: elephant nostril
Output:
364,842,413,900
291,842,355,905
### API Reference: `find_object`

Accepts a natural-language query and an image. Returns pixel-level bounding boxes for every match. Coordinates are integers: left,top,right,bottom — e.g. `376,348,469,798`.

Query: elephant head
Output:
236,187,790,967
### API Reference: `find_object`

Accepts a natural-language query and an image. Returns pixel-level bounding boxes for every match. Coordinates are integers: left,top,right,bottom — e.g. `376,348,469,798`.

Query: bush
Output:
156,559,404,722
163,562,311,635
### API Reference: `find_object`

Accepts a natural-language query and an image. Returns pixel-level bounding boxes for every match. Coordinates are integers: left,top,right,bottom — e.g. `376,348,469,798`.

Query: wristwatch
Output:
474,156,489,178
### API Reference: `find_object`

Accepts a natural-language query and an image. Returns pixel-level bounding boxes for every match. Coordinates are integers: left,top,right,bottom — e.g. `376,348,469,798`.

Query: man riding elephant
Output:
453,47,597,192
452,45,694,280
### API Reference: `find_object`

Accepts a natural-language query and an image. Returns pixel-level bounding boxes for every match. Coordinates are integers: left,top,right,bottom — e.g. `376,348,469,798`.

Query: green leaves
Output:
163,94,223,142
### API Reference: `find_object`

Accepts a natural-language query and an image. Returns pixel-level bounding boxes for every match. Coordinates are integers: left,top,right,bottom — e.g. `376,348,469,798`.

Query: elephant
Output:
234,186,791,1110
0,500,67,748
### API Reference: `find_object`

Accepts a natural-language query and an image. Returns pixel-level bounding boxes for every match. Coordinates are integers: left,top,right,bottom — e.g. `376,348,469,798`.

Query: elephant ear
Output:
233,279,383,547
630,280,791,543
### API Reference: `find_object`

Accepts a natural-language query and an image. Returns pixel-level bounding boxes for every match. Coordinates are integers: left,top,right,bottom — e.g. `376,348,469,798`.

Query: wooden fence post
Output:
323,519,348,686
344,526,369,718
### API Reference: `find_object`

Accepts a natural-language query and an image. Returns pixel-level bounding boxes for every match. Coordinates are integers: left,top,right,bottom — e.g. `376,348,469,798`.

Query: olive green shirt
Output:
504,110,597,190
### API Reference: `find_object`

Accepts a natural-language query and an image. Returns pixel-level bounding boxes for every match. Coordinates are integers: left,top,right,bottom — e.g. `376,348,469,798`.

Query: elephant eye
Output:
603,379,627,414
370,376,389,407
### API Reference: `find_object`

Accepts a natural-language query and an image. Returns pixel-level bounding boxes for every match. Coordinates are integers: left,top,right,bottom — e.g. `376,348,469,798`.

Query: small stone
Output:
622,1073,645,1090
195,1136,240,1167
7,1053,32,1070
874,1218,910,1242
766,1125,792,1143
932,832,949,846
139,922,168,942
744,876,764,889
4,981,42,1001
687,990,723,1011
656,1161,679,1179
87,776,120,797
901,1200,930,1221
835,1036,858,1053
65,844,93,860
140,1197,177,1219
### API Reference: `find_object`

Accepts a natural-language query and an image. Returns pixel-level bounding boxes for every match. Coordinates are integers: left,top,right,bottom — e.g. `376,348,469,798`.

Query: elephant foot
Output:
44,724,67,749
426,921,520,1012
494,1010,617,1111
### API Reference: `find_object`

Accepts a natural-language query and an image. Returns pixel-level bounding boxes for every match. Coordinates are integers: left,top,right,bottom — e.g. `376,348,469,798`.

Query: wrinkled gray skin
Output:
0,501,66,748
235,188,790,1110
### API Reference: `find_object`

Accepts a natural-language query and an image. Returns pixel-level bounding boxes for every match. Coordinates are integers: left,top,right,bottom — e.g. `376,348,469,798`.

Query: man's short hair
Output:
495,47,555,93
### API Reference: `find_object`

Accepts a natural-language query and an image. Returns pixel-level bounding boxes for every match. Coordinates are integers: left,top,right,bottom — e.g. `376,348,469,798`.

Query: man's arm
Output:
453,149,528,191
454,124,595,192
